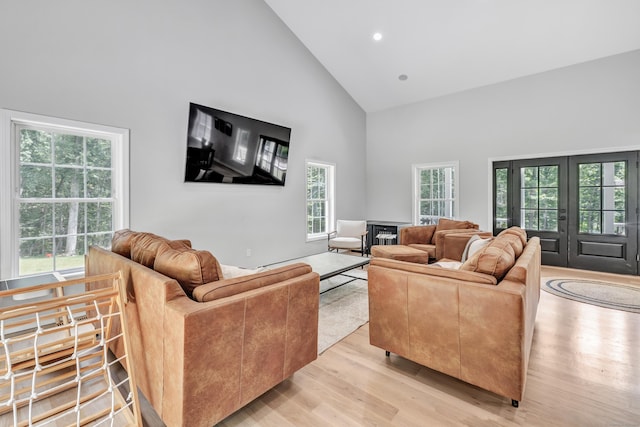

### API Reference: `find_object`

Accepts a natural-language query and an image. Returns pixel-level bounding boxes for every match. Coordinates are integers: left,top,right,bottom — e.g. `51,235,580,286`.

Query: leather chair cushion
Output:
111,229,138,258
154,243,222,298
498,227,527,257
400,225,436,246
406,244,436,259
130,232,192,268
460,235,516,280
432,218,479,243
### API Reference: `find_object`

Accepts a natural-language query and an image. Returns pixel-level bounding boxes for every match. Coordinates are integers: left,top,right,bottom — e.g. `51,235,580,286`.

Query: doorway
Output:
493,151,638,275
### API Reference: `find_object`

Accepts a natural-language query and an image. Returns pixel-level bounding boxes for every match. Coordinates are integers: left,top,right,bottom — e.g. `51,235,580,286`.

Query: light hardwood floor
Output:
5,266,636,426
218,266,640,427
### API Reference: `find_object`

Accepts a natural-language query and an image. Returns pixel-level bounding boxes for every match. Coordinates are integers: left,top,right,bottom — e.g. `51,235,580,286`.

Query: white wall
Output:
0,0,366,267
366,49,640,231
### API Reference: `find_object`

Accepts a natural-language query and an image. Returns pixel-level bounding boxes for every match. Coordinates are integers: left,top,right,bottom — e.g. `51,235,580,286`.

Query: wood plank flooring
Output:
219,266,640,427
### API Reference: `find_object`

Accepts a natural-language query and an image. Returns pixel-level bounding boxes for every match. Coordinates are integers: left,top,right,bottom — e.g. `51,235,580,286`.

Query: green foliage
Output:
18,127,114,274
306,165,328,234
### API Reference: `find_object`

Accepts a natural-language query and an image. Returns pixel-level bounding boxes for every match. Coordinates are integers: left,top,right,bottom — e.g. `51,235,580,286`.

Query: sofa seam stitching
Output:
238,299,247,406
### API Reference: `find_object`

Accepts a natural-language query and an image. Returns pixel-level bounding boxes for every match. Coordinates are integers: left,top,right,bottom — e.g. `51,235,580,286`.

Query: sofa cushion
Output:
407,244,436,259
498,227,527,257
400,225,436,246
460,236,516,280
154,244,222,297
432,218,478,244
130,232,192,268
111,229,138,258
461,235,493,262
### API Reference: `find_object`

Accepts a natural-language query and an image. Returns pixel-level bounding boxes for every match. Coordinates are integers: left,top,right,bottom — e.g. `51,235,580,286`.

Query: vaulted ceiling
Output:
265,0,640,112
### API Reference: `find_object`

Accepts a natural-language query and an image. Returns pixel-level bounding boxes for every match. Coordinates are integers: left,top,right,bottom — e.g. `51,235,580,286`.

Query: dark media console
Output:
366,220,413,251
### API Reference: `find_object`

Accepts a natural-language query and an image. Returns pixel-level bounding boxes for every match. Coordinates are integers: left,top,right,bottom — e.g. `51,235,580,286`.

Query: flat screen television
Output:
184,102,291,186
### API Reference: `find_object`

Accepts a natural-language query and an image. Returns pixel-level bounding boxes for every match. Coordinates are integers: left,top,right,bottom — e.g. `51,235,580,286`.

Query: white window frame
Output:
0,109,129,279
305,159,335,242
412,161,459,225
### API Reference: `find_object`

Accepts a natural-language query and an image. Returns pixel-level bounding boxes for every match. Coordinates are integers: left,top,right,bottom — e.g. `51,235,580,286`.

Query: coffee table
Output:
263,252,369,292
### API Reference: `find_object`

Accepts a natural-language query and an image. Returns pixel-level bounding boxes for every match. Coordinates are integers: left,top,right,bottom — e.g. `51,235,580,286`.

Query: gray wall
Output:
366,49,640,231
0,0,366,267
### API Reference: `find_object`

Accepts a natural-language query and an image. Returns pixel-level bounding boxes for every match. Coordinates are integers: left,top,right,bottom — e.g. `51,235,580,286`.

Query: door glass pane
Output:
539,188,558,209
522,188,538,209
579,187,600,210
539,166,558,187
522,167,538,188
494,168,508,229
539,210,558,232
579,163,601,186
522,210,538,230
580,211,601,234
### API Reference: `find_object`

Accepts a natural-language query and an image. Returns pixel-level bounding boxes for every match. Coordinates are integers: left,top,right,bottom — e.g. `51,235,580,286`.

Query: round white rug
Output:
544,278,640,313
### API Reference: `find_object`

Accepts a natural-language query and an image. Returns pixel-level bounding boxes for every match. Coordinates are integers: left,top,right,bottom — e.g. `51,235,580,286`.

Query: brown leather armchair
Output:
399,218,485,261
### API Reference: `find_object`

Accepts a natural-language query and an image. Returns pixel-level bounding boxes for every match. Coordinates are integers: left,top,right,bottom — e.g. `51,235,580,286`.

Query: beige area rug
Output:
318,276,369,354
543,278,640,313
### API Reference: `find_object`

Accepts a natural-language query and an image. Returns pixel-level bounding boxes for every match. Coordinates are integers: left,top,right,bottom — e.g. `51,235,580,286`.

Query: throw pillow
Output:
111,229,138,258
460,237,516,280
130,233,192,268
154,244,222,298
431,261,463,270
220,264,265,279
461,235,493,262
497,227,527,257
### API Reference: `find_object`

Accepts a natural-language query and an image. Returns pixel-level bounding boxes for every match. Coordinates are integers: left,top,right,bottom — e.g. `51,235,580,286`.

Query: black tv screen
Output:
184,103,291,186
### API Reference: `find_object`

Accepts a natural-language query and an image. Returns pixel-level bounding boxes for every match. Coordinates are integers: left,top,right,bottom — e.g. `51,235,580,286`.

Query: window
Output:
578,161,626,235
412,162,458,225
1,110,129,278
306,160,335,240
520,165,559,232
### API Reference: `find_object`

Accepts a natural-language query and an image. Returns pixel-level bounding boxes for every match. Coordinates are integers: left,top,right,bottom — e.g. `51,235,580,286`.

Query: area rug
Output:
318,277,369,354
543,278,640,313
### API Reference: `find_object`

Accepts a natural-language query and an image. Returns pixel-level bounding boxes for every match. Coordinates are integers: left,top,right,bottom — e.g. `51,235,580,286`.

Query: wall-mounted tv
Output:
184,102,291,186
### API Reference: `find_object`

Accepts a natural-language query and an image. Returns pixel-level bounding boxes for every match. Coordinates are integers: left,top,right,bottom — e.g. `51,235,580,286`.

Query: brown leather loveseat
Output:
85,230,319,427
368,227,540,407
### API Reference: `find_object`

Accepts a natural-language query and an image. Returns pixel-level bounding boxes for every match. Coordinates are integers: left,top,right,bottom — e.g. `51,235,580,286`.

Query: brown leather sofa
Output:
85,230,319,427
368,227,541,407
399,218,488,261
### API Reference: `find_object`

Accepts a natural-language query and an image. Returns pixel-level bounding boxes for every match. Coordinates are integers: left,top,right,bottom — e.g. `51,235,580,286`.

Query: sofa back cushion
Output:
129,232,191,268
111,229,139,258
497,227,527,257
460,235,516,280
432,218,479,244
153,244,222,298
400,226,436,246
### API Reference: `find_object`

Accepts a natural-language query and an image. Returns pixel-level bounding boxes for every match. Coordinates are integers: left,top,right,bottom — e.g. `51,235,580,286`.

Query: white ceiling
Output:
265,0,640,112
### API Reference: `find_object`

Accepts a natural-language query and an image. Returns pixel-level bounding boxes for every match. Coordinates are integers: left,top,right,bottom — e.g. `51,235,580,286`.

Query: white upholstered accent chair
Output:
327,220,368,255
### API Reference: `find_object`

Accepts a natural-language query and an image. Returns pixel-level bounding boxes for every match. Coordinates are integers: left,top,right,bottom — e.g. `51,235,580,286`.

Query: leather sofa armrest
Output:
192,263,312,302
399,225,436,245
370,257,497,285
435,230,493,261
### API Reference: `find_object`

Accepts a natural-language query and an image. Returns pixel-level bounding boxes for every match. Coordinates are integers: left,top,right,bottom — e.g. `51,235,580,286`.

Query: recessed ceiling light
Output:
373,32,383,41
398,74,408,81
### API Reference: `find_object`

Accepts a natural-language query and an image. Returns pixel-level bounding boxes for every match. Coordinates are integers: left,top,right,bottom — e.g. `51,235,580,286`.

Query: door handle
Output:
559,215,567,220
